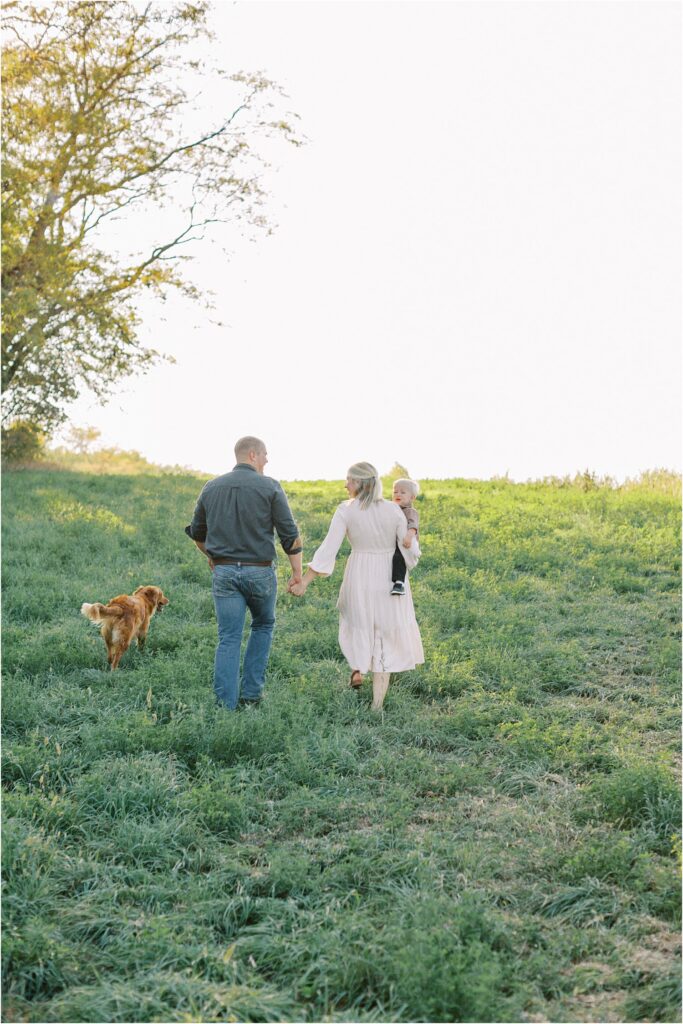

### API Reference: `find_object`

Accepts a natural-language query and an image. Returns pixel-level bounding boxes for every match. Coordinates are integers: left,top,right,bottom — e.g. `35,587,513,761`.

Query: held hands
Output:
288,567,317,597
287,574,305,597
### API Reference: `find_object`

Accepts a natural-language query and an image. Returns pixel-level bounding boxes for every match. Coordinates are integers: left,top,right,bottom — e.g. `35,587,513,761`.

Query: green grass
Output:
2,468,681,1023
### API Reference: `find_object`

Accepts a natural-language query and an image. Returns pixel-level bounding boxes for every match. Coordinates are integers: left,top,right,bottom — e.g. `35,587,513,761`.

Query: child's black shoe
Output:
390,581,405,596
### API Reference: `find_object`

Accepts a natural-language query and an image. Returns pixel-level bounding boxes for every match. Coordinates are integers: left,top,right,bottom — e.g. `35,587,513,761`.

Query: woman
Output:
289,462,424,710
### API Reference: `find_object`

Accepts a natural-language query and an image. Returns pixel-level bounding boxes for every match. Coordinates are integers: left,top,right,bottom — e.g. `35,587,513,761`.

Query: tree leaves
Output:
2,1,302,430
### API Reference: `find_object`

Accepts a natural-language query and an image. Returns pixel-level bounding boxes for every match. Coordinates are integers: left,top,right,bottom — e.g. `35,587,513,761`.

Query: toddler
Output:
391,477,420,595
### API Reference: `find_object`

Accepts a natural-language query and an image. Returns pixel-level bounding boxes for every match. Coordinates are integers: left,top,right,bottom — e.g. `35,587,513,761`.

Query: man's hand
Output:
193,539,216,570
289,581,307,597
287,574,303,593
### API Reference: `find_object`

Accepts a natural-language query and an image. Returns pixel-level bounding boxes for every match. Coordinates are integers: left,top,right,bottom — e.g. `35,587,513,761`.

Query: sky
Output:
59,0,682,482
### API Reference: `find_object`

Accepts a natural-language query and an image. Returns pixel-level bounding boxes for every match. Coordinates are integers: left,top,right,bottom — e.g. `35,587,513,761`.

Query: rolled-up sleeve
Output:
272,484,300,554
309,504,348,576
184,492,208,542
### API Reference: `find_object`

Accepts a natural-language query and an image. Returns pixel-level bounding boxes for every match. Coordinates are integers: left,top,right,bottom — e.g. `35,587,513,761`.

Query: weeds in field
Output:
2,469,680,1022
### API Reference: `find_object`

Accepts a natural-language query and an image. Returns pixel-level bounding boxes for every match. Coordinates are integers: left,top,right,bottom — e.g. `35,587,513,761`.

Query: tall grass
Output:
2,468,681,1022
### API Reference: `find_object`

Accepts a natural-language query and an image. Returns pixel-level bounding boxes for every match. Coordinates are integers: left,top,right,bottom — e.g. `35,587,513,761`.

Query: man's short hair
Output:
234,436,266,460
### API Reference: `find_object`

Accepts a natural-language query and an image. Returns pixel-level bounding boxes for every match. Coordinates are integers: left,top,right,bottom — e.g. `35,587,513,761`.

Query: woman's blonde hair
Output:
347,461,383,509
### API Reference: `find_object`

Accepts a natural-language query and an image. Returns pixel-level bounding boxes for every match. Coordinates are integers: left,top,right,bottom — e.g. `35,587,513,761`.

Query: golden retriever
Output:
81,586,169,670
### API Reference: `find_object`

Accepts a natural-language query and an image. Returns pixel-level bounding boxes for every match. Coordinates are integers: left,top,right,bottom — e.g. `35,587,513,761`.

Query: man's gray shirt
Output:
185,464,299,563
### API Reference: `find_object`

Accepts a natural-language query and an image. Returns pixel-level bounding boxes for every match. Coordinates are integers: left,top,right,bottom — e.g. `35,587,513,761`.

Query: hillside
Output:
2,469,681,1022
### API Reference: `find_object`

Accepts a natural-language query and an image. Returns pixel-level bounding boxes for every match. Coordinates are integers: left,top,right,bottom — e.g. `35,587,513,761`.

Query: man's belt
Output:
212,557,273,566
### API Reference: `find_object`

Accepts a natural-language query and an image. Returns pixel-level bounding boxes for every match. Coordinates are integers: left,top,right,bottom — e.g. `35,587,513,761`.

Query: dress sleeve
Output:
309,503,348,576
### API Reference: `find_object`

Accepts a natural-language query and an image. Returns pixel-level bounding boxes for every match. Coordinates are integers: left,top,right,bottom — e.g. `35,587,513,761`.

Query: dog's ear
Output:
135,585,168,606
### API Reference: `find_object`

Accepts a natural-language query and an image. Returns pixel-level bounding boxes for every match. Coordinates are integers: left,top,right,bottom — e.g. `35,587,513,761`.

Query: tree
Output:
1,1,301,430
1,418,46,462
64,423,101,454
386,462,411,480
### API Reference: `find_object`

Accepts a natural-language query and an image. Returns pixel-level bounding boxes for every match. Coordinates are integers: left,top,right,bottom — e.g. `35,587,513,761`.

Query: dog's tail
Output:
81,602,124,623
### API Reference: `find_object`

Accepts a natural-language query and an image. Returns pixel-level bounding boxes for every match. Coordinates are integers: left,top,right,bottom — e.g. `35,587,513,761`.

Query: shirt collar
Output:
234,463,257,472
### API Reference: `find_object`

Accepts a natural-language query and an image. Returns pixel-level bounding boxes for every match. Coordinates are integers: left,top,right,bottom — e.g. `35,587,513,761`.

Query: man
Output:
185,436,302,709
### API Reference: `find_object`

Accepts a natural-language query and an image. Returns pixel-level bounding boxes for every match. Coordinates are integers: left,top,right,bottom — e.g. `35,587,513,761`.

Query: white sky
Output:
60,0,682,482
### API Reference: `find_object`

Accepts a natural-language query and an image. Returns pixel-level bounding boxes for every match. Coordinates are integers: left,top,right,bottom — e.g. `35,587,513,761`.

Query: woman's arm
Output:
289,503,348,596
395,504,420,570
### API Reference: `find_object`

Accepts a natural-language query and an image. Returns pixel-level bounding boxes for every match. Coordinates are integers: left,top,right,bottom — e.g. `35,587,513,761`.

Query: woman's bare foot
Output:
350,670,363,689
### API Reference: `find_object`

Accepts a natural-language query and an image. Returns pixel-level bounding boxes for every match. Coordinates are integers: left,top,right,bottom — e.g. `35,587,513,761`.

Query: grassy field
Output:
2,467,681,1023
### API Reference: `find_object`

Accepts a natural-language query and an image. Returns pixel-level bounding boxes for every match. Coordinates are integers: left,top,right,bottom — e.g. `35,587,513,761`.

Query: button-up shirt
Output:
185,464,299,563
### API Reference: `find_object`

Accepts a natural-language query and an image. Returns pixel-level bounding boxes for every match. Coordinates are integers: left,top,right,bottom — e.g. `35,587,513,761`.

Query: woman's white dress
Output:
309,498,424,674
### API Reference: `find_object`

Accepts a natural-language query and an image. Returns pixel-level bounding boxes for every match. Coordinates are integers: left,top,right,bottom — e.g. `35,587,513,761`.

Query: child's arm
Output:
402,506,419,548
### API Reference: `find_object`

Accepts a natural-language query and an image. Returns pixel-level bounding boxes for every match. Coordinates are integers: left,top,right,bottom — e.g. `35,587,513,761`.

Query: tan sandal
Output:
350,670,363,689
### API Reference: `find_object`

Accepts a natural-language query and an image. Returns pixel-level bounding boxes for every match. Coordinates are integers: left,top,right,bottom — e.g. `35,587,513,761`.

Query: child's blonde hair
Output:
393,477,420,498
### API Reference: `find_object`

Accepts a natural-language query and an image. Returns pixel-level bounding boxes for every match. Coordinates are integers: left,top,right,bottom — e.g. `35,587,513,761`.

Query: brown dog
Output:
81,586,169,670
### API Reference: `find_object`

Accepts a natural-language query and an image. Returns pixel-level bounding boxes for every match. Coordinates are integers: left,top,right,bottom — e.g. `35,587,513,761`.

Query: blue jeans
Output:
211,564,277,710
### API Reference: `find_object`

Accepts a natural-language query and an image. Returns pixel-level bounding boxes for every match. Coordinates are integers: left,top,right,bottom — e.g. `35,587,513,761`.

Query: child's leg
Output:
392,544,407,583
